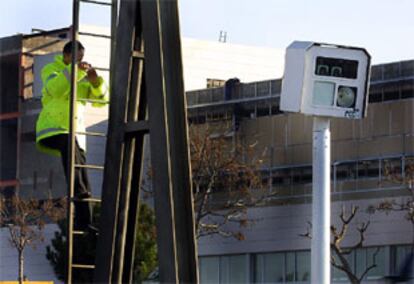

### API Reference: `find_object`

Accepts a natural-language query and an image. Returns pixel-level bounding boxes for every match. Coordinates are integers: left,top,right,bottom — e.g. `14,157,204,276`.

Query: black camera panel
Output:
315,57,359,79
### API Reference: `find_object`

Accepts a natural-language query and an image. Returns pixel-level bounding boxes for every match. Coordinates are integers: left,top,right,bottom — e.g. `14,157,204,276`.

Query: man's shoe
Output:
74,223,99,235
86,224,99,235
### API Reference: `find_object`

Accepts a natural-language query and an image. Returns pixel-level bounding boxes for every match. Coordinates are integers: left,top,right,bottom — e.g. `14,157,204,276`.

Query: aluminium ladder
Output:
66,0,116,282
67,0,199,283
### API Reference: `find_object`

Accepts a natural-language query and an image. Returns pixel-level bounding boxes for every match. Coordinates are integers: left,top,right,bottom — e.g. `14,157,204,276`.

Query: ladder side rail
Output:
93,0,137,281
141,0,179,282
109,0,118,88
78,31,111,39
80,0,112,6
158,1,199,282
67,0,81,283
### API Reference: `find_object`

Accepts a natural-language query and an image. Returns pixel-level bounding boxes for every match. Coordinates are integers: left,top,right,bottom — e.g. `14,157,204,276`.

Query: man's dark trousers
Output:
41,134,92,230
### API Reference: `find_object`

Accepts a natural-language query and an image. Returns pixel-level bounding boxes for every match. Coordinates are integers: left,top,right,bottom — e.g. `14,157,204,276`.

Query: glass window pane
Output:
394,245,414,277
254,254,264,283
229,255,247,284
200,256,220,284
357,160,379,179
264,253,284,283
381,158,402,187
220,256,230,283
286,252,295,282
355,248,367,277
367,247,386,278
296,251,311,281
332,250,354,281
336,162,358,180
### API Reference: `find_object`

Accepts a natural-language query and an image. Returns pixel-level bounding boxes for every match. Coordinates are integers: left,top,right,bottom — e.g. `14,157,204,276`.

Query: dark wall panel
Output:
0,118,17,180
0,53,20,113
0,35,21,181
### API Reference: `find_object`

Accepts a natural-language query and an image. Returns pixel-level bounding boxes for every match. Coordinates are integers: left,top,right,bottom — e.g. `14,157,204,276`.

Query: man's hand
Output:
87,68,100,88
78,62,91,71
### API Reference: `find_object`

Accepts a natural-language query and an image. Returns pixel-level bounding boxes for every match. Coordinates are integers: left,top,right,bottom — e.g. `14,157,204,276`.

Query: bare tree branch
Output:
372,158,414,224
357,247,379,282
302,205,374,284
188,126,270,240
0,194,65,282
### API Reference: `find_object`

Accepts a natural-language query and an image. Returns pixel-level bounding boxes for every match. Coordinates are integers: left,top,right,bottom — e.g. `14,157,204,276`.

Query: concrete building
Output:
0,26,413,283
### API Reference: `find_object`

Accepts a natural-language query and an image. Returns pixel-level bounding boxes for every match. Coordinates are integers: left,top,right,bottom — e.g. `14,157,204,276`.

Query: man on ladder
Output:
35,40,108,231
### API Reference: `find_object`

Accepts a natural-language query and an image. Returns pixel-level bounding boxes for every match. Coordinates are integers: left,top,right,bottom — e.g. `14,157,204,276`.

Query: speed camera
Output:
280,41,371,119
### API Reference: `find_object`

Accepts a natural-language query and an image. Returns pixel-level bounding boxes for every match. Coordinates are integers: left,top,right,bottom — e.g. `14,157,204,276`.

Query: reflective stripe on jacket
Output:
35,55,108,156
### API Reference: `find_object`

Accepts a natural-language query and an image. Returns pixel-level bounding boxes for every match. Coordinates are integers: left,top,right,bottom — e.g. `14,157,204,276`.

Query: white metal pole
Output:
311,116,331,284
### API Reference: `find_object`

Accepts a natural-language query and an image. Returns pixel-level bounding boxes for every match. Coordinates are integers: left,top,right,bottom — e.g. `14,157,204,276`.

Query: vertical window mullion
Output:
283,252,286,283
292,251,295,282
246,254,251,284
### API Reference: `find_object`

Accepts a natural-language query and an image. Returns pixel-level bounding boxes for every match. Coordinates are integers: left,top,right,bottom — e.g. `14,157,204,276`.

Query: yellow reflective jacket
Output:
36,55,108,156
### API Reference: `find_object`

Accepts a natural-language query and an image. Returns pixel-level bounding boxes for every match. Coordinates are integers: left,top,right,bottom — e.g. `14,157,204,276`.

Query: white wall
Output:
79,25,285,91
182,38,284,91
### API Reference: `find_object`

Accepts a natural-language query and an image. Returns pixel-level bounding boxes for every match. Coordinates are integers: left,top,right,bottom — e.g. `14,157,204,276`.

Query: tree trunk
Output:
18,249,24,284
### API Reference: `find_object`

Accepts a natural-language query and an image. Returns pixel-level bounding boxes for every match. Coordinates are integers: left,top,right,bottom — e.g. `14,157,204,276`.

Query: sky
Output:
1,0,413,64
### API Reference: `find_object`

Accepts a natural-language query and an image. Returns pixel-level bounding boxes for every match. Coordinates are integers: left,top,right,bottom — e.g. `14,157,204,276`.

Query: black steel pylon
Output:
93,0,199,283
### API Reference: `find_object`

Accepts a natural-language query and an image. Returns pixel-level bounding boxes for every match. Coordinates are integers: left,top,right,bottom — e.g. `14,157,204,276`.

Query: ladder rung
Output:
79,31,111,39
95,67,110,72
132,51,145,59
80,0,112,6
72,197,102,203
124,120,150,135
76,131,107,137
77,98,110,104
72,264,95,269
73,230,100,235
75,164,104,170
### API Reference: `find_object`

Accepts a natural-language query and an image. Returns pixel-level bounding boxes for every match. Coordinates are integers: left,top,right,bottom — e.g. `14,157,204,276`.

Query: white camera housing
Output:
280,41,371,119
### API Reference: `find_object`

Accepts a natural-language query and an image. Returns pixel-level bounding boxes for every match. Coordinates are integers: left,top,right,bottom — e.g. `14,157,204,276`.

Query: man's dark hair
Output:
63,40,85,54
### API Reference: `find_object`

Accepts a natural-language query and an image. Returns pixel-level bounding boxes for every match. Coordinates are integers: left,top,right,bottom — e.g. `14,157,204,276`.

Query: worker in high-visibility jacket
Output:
36,40,108,231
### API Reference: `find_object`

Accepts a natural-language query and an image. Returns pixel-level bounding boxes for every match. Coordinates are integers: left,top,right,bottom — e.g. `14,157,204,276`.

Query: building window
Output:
357,160,380,179
383,85,401,101
381,158,402,187
285,252,296,282
391,245,414,277
272,168,292,186
254,250,310,283
335,161,358,181
369,92,383,103
201,246,398,284
269,156,412,198
255,253,284,283
332,246,387,281
401,82,414,99
199,254,248,284
296,251,311,281
200,256,220,283
256,101,271,117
